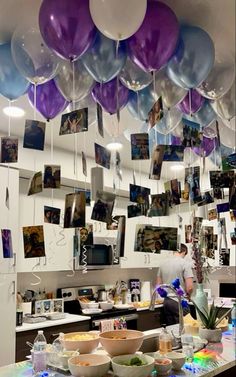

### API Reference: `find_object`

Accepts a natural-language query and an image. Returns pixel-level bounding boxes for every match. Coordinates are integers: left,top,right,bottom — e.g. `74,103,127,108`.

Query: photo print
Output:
44,165,61,189
208,208,217,221
164,180,174,207
209,170,235,188
217,202,230,214
127,204,149,218
171,179,181,205
230,230,236,245
135,225,178,254
79,223,93,250
197,190,214,207
162,145,185,162
213,187,224,200
129,184,150,205
28,172,43,196
82,151,87,177
23,119,46,151
0,137,18,163
44,206,61,225
184,166,201,204
149,145,165,180
226,152,236,170
64,192,86,228
91,190,115,224
220,248,230,266
220,144,235,171
60,108,88,135
116,216,126,258
95,143,111,169
148,96,164,128
182,118,202,147
212,234,218,253
97,103,104,137
148,193,169,217
185,225,192,244
200,226,214,258
23,225,45,258
1,229,13,258
107,215,125,230
35,301,43,315
230,210,236,222
229,185,236,210
42,300,53,314
53,299,64,313
131,133,150,160
75,188,91,206
192,217,203,241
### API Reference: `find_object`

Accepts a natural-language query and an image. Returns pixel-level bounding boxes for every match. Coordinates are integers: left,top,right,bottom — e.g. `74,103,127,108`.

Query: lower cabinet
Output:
15,320,90,362
137,308,164,331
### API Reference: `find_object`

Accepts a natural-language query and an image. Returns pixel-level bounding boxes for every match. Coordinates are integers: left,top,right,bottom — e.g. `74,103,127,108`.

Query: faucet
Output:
149,284,184,346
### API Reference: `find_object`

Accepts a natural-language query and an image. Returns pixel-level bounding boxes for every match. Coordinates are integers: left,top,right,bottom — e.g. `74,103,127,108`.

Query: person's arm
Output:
185,277,193,297
156,275,162,286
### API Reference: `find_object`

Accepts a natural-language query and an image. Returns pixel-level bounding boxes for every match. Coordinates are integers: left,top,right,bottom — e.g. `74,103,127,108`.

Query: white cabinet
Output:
0,273,16,366
0,167,19,274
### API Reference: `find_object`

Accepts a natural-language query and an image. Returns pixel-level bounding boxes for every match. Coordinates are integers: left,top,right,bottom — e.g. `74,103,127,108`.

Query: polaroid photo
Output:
131,133,150,160
200,226,214,258
135,224,178,253
192,217,203,241
185,166,201,204
230,231,236,245
148,96,164,129
28,172,43,196
23,119,46,151
107,215,123,230
208,208,217,221
162,145,185,162
64,192,86,228
148,193,169,217
82,151,87,177
42,299,53,314
23,225,45,259
213,187,224,200
210,170,235,188
220,144,234,171
44,165,61,189
185,225,192,244
164,181,174,207
53,299,64,313
217,202,230,213
171,179,181,205
1,229,13,258
60,108,88,135
44,206,61,225
149,145,165,180
91,190,115,224
35,301,43,315
127,204,148,218
220,248,230,266
79,223,93,250
75,189,91,206
129,184,150,205
198,190,214,207
0,137,18,163
182,118,202,147
230,210,236,222
95,143,111,169
97,103,104,137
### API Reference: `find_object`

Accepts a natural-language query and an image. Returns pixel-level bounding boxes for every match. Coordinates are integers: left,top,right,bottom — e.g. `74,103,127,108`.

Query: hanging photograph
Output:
148,96,164,128
226,152,236,169
162,145,185,161
60,108,88,135
217,202,230,213
220,248,230,266
229,185,236,210
208,208,217,221
192,217,203,241
23,119,46,151
230,230,236,245
44,206,61,225
27,172,43,196
107,215,124,230
197,190,214,206
23,225,45,258
209,170,235,188
134,225,178,253
184,166,201,204
131,133,150,160
64,192,86,228
171,179,181,205
81,151,87,177
95,143,111,169
148,193,169,217
129,184,150,205
164,181,174,207
182,118,202,147
220,144,235,171
44,165,61,189
115,151,122,181
79,223,93,250
149,145,165,180
213,187,224,200
75,188,91,206
97,103,104,137
0,137,18,163
230,210,236,222
200,226,214,258
185,225,192,243
127,204,149,218
1,229,13,258
91,190,115,224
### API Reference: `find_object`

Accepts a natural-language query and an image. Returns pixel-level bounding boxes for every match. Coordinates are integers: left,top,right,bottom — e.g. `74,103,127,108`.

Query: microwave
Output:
79,244,119,268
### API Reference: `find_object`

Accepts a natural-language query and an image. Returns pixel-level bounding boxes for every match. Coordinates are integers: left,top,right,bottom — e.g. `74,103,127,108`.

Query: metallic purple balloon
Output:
192,136,216,157
28,80,69,120
177,89,205,114
127,1,179,72
39,0,96,61
171,135,182,145
92,79,129,114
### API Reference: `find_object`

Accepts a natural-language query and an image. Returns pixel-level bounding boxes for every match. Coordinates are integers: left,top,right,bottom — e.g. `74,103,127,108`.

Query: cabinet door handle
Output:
12,253,16,267
12,280,16,295
148,254,150,264
144,254,147,264
43,257,47,266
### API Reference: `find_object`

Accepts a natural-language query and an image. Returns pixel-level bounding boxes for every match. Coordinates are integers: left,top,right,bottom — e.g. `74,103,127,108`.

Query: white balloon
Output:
222,116,236,132
103,112,127,137
89,0,147,41
218,118,236,148
184,147,199,165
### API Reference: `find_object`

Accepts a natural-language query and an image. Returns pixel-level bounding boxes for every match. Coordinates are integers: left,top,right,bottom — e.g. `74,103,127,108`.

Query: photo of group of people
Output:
91,190,115,224
44,206,61,225
148,193,169,217
60,108,88,135
44,165,61,189
23,119,46,151
192,217,203,241
210,170,235,188
127,203,149,218
182,118,202,147
23,225,45,258
64,192,86,228
135,225,178,253
149,145,165,180
28,172,43,196
130,184,150,205
148,96,164,128
197,190,214,207
1,229,13,258
162,145,185,161
131,133,149,160
95,143,111,169
184,166,201,204
1,137,18,163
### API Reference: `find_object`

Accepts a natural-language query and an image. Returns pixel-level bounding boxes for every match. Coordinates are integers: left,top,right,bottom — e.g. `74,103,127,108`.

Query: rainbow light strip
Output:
193,349,218,366
0,362,32,377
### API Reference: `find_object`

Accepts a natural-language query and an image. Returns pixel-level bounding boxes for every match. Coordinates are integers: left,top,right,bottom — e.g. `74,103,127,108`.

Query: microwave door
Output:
79,244,113,266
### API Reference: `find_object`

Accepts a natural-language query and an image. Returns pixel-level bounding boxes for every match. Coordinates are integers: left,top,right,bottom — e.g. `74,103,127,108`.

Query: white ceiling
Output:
0,0,235,178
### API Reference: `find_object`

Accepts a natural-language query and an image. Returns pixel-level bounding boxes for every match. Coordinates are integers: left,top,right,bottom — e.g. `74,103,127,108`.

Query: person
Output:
24,121,45,150
156,243,194,325
25,232,45,258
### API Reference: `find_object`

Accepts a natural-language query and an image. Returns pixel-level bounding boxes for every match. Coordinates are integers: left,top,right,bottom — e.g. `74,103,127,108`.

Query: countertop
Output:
16,313,91,333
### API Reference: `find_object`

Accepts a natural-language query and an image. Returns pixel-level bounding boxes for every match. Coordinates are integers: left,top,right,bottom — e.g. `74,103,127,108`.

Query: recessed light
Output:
170,164,184,171
106,142,123,151
3,106,25,118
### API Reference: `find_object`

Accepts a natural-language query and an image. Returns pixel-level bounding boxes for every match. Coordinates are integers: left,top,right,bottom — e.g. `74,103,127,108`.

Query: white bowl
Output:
62,332,99,353
58,350,80,369
68,354,111,377
166,351,186,370
99,330,144,357
79,300,97,309
99,301,114,310
154,357,172,375
111,354,155,377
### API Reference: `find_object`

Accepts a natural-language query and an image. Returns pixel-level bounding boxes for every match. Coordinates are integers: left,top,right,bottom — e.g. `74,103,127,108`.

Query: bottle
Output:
33,330,47,376
181,333,194,362
126,289,132,304
51,332,64,366
16,293,23,326
231,300,236,341
159,325,172,355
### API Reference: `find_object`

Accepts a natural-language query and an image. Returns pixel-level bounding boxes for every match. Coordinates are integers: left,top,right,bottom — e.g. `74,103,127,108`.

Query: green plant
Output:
191,300,232,330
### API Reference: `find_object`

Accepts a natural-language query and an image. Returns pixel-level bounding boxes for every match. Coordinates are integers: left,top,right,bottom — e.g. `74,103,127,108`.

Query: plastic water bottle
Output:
33,330,47,376
231,301,236,341
51,332,64,365
181,333,194,362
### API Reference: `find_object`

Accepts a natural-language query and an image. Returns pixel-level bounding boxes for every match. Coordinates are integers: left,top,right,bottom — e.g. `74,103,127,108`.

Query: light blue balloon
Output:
141,122,172,152
0,43,29,100
183,101,217,128
167,26,215,89
81,32,127,83
127,85,156,121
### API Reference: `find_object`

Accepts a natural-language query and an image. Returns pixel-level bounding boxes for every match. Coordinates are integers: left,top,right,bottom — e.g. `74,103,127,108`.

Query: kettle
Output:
97,289,108,302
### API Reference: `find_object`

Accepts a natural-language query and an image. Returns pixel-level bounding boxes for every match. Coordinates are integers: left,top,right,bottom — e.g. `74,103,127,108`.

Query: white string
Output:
51,122,54,206
33,84,37,225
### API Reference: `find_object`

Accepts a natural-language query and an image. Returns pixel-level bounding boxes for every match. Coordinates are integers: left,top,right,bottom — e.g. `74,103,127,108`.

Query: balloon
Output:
155,68,187,108
167,26,215,89
183,101,216,128
92,79,129,114
172,122,183,139
68,93,97,127
141,122,172,151
89,0,147,41
54,60,94,102
28,80,69,120
177,89,205,114
203,125,217,139
184,147,199,165
127,1,179,71
171,135,182,145
120,57,153,91
192,136,216,157
127,85,158,121
103,112,128,137
0,43,29,100
155,108,182,135
222,117,236,132
39,0,96,61
218,119,236,148
81,32,126,83
211,81,235,121
197,53,235,100
11,23,58,84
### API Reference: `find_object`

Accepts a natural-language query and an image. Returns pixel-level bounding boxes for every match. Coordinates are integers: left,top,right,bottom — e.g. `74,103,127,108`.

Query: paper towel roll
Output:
140,281,151,302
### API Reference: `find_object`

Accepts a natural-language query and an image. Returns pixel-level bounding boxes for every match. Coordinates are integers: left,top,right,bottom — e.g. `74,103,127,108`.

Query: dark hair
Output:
179,243,188,255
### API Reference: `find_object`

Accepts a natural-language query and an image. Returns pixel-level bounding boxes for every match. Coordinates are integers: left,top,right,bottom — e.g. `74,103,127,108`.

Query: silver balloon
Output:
197,53,235,100
222,116,236,132
203,125,217,138
154,107,182,135
68,93,97,126
172,121,183,138
155,68,187,108
218,118,236,148
55,59,94,102
211,81,235,120
120,57,153,91
184,101,216,128
184,147,199,165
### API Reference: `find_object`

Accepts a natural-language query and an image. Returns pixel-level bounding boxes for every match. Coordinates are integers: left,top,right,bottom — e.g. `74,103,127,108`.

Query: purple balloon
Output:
171,135,182,145
177,89,205,114
192,136,216,157
127,1,179,72
28,80,69,120
92,79,129,114
39,0,96,61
